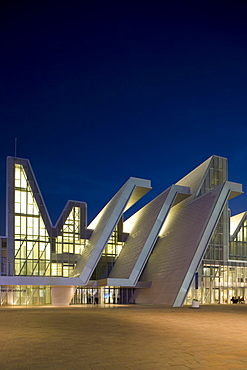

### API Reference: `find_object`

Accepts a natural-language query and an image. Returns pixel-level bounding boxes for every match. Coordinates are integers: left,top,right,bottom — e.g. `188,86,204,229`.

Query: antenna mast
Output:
14,137,17,157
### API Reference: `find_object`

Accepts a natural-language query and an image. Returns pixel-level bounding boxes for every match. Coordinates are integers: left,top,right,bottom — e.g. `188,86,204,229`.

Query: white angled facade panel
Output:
108,184,190,286
133,155,242,307
133,156,218,305
72,177,151,284
134,189,223,305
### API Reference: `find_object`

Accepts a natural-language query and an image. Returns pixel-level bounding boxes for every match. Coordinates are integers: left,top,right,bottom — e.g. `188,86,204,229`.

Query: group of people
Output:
231,296,245,304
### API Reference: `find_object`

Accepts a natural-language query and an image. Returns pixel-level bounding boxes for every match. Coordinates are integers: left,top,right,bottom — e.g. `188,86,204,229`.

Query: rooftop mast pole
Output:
14,137,17,157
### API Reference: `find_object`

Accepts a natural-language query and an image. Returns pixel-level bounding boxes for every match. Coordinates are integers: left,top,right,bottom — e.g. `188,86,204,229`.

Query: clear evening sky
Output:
1,1,247,234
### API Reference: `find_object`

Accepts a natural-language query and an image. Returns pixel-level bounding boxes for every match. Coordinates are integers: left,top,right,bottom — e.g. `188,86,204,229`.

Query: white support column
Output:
51,286,76,306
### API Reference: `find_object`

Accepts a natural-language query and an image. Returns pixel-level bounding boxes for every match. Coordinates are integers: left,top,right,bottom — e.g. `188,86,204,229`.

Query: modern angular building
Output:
0,155,246,306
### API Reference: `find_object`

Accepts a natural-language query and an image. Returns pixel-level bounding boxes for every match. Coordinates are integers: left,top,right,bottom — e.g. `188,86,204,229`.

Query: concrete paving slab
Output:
0,304,247,369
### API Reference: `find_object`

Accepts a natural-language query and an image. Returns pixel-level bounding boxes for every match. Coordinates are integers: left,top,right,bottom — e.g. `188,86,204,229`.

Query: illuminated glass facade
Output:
0,285,51,305
13,164,86,278
14,164,51,276
185,264,247,305
51,207,85,277
230,216,247,261
91,225,124,280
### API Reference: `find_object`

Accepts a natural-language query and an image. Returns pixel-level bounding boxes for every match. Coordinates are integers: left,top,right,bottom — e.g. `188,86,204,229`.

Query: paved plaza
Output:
0,304,247,369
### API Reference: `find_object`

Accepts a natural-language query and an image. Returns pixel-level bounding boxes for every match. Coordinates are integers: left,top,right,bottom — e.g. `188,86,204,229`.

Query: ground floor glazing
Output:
0,285,135,306
2,264,247,306
185,263,247,304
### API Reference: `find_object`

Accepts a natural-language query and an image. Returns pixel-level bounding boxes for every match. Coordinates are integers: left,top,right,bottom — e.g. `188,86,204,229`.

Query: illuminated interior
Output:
230,216,247,261
14,164,51,276
102,227,123,257
91,224,124,280
0,285,51,305
14,164,85,277
52,207,85,277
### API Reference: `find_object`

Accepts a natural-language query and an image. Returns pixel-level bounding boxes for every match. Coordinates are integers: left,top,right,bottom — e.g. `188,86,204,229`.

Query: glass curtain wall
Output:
51,207,85,277
0,285,51,305
14,164,85,278
91,223,124,280
14,164,51,276
185,264,247,304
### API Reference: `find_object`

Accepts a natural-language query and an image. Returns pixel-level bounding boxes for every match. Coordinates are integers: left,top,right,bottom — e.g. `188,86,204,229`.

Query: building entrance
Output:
72,287,120,305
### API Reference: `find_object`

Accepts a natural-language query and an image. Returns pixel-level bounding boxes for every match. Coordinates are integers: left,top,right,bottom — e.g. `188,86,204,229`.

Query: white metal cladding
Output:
107,184,191,286
71,177,152,284
132,156,226,306
132,188,224,305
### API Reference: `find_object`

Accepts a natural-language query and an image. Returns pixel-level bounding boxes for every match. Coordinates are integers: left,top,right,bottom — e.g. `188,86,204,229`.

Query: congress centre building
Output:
0,155,247,307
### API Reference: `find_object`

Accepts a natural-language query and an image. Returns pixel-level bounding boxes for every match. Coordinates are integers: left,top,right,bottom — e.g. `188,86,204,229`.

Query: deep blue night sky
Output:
1,1,247,234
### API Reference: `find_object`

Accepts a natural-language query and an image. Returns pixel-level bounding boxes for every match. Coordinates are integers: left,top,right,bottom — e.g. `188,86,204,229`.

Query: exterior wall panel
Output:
133,157,232,305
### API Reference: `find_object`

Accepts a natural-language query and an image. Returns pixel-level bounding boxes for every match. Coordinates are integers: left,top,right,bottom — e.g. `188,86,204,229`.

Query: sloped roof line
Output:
230,211,247,239
7,157,87,239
